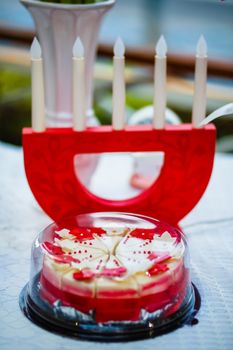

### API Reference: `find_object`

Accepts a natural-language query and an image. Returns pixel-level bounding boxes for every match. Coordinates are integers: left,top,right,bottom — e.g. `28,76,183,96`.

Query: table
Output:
0,141,233,350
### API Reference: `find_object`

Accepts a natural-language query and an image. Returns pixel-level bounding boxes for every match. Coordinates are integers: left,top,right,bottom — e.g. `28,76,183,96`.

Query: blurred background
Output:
0,0,233,150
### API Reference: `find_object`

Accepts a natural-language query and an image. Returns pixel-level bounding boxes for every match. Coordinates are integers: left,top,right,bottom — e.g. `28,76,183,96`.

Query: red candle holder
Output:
23,123,216,227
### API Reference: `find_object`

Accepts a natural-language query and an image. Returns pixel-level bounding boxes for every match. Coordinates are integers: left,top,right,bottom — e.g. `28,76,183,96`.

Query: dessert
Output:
39,214,189,323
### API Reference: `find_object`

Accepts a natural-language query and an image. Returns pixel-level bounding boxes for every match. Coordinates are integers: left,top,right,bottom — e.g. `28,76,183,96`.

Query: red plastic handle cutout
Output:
23,124,216,226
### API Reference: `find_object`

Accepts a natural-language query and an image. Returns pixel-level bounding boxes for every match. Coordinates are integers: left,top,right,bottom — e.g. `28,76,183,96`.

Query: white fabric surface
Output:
0,142,233,350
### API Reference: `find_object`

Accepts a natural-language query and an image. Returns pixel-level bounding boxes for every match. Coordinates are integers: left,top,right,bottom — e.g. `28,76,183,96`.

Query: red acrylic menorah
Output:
23,124,216,227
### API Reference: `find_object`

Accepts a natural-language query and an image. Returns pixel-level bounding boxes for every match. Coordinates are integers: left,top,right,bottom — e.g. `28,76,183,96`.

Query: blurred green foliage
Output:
0,64,31,144
0,61,233,152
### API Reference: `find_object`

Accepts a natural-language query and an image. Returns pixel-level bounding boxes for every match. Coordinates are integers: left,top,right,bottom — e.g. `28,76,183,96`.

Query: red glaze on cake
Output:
40,222,188,323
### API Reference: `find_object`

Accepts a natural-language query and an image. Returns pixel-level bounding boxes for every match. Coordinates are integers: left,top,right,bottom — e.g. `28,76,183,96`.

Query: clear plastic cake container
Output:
20,212,198,341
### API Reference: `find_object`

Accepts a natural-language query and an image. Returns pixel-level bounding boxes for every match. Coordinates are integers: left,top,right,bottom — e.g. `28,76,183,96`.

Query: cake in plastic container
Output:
24,212,194,338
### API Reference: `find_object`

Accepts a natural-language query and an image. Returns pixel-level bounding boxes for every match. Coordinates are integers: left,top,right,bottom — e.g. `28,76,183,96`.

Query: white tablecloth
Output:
0,142,233,350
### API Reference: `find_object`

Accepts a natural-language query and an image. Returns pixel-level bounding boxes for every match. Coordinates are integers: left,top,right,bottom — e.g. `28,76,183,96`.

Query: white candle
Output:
192,35,208,128
112,37,125,130
30,37,45,132
73,37,86,131
153,35,167,129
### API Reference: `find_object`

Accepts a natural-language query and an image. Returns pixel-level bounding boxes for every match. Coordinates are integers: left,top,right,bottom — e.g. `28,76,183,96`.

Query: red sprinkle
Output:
101,267,127,278
89,227,106,236
69,227,106,241
148,252,171,263
148,263,169,276
156,253,171,263
55,255,80,264
42,242,64,255
148,252,158,260
73,269,95,281
54,233,62,240
130,228,156,240
156,224,181,243
70,228,94,241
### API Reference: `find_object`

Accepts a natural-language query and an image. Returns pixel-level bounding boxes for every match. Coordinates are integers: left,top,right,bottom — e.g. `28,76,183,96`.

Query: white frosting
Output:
72,254,109,271
55,228,75,239
116,254,154,275
54,237,108,254
47,226,185,282
95,235,121,254
104,255,123,269
115,230,181,261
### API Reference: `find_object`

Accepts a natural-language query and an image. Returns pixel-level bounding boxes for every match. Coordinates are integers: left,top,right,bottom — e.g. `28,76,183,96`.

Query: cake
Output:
40,218,189,323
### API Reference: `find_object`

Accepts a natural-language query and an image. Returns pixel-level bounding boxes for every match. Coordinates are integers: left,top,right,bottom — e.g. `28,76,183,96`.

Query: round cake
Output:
38,213,189,323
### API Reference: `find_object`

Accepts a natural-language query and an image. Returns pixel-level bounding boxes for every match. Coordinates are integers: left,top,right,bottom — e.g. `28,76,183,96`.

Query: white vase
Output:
21,0,115,187
21,0,115,127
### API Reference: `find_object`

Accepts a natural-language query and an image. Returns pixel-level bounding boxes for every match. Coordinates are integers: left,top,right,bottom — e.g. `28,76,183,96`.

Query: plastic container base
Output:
19,277,200,342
